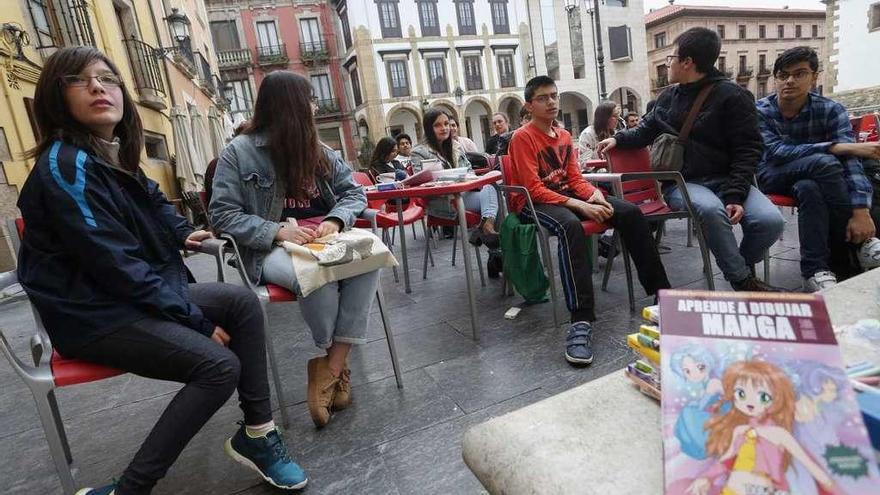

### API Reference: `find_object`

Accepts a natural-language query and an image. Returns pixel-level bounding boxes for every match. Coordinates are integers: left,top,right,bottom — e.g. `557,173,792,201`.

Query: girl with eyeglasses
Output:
16,46,308,495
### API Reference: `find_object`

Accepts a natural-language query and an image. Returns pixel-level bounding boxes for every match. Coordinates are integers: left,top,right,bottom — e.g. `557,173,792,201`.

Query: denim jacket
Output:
410,142,473,219
209,133,366,283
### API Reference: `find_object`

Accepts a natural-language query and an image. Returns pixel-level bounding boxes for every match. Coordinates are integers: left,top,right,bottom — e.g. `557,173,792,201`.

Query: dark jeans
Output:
758,153,854,278
69,283,271,495
525,196,671,323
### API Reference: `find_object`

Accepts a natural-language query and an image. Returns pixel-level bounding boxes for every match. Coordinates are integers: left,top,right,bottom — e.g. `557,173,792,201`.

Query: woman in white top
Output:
449,115,478,153
577,101,619,171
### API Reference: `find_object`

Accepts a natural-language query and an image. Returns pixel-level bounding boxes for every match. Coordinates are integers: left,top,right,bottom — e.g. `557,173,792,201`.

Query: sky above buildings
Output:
643,0,825,12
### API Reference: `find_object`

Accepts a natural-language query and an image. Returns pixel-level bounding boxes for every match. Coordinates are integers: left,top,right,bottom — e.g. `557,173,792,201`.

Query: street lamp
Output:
153,8,191,58
420,98,430,113
454,86,464,106
562,0,606,100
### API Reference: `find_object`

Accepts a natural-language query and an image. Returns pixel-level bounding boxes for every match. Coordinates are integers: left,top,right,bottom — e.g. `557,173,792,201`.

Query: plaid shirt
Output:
757,92,872,208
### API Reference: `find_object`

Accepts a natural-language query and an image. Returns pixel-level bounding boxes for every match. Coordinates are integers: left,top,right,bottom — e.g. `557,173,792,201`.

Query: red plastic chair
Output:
351,171,427,291
856,114,879,142
601,148,716,300
0,219,161,493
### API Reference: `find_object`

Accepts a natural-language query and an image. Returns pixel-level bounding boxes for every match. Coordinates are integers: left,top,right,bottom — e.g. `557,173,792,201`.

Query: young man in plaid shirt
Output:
756,47,880,291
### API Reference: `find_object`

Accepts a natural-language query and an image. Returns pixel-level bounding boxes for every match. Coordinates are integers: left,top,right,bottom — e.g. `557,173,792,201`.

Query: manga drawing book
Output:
659,290,880,495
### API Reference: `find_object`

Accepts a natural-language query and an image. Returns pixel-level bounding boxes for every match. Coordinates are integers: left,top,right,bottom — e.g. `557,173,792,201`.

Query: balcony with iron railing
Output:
300,40,329,66
737,66,754,79
315,98,341,116
218,48,252,69
173,38,196,76
757,66,771,78
429,77,448,94
653,76,669,89
195,52,216,95
256,44,288,65
59,0,96,47
122,37,166,110
465,77,483,91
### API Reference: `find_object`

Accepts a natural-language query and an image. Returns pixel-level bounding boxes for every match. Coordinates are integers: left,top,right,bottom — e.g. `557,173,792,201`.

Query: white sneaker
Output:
804,271,837,292
858,237,880,269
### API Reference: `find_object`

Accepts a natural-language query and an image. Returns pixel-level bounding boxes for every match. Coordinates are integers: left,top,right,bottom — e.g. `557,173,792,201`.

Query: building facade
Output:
330,0,530,155
824,0,880,115
0,0,225,269
205,0,357,158
645,5,826,101
528,0,651,137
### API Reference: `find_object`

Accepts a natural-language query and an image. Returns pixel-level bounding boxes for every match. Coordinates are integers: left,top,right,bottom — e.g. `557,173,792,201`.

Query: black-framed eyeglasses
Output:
61,74,123,88
531,92,559,104
774,70,816,82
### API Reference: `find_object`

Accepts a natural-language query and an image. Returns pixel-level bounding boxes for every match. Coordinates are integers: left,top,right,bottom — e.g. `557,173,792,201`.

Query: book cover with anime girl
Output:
659,290,880,495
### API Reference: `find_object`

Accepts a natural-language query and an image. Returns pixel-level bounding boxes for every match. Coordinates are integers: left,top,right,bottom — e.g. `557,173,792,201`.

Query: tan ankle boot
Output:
332,367,352,411
307,356,339,427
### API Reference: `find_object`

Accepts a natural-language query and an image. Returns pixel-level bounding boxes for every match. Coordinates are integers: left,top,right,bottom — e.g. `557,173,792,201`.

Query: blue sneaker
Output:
225,423,308,490
74,484,116,495
565,322,594,365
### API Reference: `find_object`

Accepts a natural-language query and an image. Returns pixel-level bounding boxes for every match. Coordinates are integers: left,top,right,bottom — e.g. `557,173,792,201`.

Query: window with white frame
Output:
26,0,57,48
490,0,509,35
300,18,323,53
376,0,402,38
311,74,333,103
387,59,410,97
497,53,515,88
225,79,254,118
256,21,281,55
426,58,448,93
456,0,476,36
463,54,483,90
417,0,440,37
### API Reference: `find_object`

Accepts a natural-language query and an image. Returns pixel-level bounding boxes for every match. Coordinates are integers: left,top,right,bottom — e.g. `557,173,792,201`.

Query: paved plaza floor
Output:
0,211,808,494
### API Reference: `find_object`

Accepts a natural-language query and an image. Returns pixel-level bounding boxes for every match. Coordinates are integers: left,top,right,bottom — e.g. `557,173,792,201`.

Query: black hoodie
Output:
614,69,763,205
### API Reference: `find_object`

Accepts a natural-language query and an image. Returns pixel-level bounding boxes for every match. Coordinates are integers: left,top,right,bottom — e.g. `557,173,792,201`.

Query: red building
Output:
206,0,356,159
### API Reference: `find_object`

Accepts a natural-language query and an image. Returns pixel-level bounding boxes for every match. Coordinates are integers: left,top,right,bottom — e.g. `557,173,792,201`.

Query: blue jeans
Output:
261,246,378,348
425,184,499,220
665,177,785,282
758,153,854,278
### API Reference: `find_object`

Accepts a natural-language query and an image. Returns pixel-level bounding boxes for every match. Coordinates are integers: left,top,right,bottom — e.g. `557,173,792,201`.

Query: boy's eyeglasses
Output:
532,93,559,104
774,70,815,82
61,74,123,87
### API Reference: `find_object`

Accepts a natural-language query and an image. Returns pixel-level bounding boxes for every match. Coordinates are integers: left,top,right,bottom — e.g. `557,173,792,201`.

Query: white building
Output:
527,0,650,136
331,0,530,152
825,0,880,114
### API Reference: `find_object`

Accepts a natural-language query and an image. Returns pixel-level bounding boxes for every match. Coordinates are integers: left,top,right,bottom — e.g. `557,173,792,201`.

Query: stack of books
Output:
624,305,661,400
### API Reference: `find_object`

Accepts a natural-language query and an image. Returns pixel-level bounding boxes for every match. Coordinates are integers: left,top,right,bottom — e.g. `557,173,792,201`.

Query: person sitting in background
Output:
410,108,503,275
625,111,641,129
508,76,670,365
756,46,880,291
519,106,532,126
597,27,785,292
450,115,478,153
577,101,619,170
485,112,512,155
395,133,413,168
369,136,407,180
211,71,378,429
18,46,307,494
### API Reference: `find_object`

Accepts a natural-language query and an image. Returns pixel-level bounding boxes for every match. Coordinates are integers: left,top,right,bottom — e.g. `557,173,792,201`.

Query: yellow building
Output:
0,0,226,269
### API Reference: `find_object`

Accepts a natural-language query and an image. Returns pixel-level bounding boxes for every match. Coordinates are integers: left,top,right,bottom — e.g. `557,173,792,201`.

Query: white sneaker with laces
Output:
857,237,880,269
804,271,837,292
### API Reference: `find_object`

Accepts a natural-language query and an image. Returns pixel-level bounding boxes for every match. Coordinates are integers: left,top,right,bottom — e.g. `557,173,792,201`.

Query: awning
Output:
207,106,226,158
190,106,213,179
171,105,200,192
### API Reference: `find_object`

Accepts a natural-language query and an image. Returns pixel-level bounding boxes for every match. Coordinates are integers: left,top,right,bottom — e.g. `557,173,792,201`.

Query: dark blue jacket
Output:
16,140,212,356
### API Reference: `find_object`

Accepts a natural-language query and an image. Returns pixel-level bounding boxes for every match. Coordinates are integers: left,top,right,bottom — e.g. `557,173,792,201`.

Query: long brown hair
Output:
592,101,618,141
422,108,453,164
704,360,796,472
26,46,143,172
244,71,328,201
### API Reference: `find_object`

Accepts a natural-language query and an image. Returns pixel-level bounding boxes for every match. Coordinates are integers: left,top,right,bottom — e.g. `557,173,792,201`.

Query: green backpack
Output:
499,214,549,304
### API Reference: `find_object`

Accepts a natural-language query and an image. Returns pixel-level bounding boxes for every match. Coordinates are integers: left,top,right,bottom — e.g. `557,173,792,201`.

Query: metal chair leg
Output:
618,238,636,312
687,217,694,247
384,229,400,284
693,223,715,290
411,223,417,241
539,231,561,329
451,226,458,266
588,235,600,273
260,299,291,429
46,390,73,464
422,219,434,267
375,287,403,389
474,246,486,287
33,390,76,494
601,231,619,291
763,249,771,283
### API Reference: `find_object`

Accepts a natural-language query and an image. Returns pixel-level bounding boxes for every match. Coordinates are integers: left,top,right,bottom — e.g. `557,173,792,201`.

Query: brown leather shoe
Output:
307,356,339,427
332,367,352,411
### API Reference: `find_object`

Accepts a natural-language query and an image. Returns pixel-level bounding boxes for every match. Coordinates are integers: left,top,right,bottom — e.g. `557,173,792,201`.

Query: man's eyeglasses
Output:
532,92,559,104
61,74,122,87
774,70,815,82
666,55,682,65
